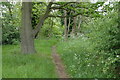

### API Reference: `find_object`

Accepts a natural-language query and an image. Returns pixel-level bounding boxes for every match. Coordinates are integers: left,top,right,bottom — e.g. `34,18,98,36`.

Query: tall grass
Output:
2,38,58,78
56,11,119,78
57,37,116,78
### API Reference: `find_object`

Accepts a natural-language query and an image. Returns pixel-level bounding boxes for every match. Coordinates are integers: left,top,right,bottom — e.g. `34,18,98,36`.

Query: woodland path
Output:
52,46,69,79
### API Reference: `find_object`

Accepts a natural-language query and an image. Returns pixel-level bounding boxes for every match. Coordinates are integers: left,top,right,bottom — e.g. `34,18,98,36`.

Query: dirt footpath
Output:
52,46,69,79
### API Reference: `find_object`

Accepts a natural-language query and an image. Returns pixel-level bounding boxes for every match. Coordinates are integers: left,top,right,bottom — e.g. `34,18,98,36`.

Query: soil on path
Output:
52,46,69,79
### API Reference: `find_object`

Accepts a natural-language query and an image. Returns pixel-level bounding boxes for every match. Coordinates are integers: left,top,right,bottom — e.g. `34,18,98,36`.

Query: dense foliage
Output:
41,18,64,38
2,2,21,44
32,2,46,29
57,7,120,78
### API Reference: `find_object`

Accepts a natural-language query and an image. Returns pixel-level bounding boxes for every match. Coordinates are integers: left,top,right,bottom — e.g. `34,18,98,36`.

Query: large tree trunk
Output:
21,2,36,54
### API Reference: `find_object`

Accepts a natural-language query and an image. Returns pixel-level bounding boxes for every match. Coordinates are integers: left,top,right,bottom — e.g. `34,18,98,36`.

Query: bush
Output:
2,28,19,45
57,11,120,78
2,2,21,45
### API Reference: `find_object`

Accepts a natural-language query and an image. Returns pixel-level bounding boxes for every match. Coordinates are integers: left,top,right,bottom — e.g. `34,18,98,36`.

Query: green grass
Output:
0,45,2,79
56,37,116,78
2,38,58,78
2,37,117,78
35,37,58,55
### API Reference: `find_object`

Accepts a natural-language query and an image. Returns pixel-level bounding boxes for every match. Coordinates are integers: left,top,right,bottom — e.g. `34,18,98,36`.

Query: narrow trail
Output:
52,46,69,79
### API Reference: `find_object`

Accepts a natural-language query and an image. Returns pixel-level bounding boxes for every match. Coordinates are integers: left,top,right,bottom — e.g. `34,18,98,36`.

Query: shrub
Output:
57,11,120,78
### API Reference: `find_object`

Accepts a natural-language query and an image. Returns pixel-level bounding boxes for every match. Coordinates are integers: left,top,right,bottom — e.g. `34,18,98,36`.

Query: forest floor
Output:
52,46,69,78
2,37,118,78
2,38,59,78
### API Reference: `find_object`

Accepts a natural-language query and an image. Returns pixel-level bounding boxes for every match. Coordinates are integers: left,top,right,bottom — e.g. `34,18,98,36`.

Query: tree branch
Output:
48,12,83,18
50,7,70,11
51,2,78,8
33,2,53,38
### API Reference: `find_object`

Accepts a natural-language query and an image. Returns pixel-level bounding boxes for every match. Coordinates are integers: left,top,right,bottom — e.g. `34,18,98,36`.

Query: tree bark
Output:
67,17,71,35
72,16,77,35
21,2,36,54
64,10,68,39
77,15,82,33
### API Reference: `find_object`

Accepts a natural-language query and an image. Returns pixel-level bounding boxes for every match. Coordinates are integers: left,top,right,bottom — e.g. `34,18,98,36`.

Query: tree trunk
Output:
77,15,82,33
64,10,68,39
72,17,77,35
21,2,36,54
67,17,71,36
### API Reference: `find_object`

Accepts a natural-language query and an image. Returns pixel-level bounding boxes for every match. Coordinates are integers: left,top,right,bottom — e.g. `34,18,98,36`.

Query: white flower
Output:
116,55,119,58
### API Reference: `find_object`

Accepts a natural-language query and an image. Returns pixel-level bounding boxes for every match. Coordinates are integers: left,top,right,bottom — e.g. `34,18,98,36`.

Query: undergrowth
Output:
57,11,120,78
